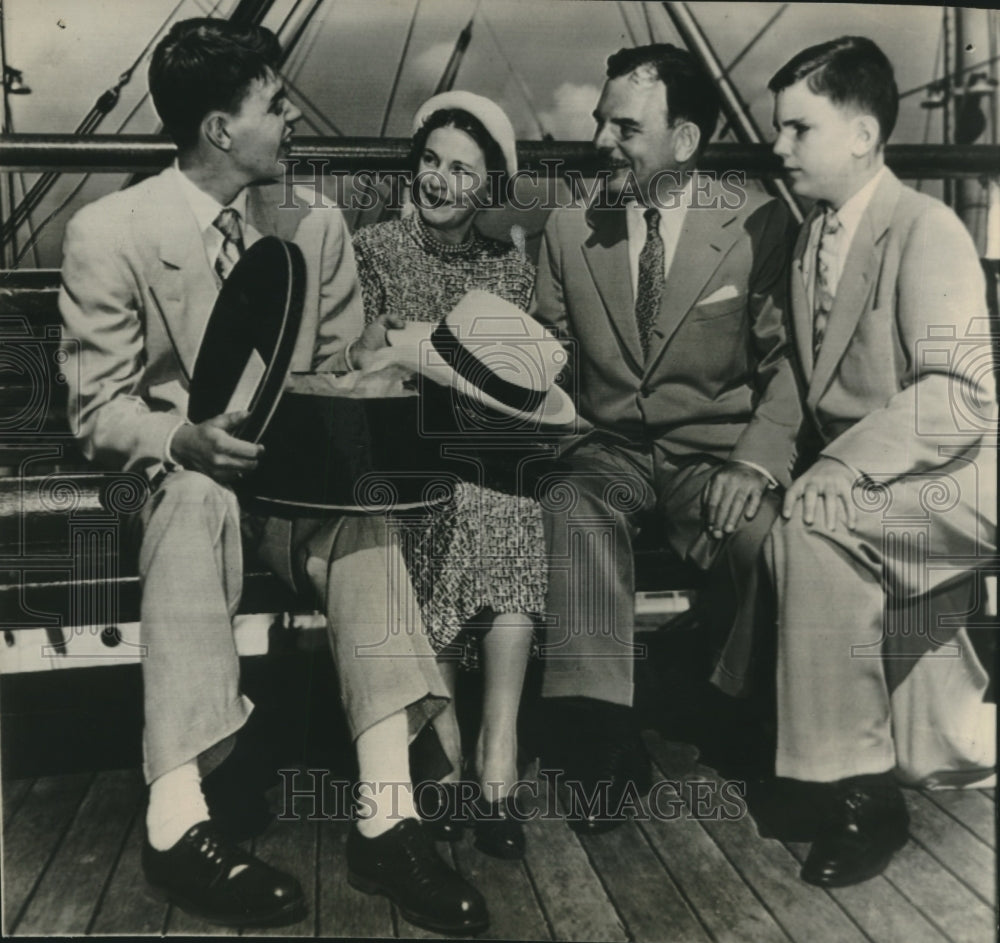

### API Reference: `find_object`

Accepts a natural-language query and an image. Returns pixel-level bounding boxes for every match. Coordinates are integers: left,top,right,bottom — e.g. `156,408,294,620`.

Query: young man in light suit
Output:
60,19,486,933
768,36,996,887
533,43,801,831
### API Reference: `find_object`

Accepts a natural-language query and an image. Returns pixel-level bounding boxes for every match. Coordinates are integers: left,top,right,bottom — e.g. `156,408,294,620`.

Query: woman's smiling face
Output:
413,125,490,232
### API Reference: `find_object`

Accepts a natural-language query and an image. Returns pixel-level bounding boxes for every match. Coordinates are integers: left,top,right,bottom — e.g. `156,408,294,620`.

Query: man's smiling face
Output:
592,69,690,203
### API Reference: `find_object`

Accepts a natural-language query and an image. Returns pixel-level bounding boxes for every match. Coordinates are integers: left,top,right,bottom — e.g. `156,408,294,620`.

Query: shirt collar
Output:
626,177,694,219
168,161,248,234
825,164,887,245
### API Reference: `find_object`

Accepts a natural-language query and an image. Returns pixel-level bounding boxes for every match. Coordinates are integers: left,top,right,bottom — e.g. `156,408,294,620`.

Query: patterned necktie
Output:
813,208,841,360
213,207,245,283
635,206,665,359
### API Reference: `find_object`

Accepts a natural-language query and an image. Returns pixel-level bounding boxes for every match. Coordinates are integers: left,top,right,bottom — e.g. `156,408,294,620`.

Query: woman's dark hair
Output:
149,18,282,149
410,108,510,205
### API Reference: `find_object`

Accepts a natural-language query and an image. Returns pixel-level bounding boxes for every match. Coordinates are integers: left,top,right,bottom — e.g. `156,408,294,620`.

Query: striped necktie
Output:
813,208,841,359
213,207,245,283
634,206,664,359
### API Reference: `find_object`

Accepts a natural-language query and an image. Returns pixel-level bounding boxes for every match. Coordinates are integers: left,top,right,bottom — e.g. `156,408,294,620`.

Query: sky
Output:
2,1,995,264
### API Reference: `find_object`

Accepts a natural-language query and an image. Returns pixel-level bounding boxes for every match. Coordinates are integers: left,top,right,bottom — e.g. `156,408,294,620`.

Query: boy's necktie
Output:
213,207,245,283
813,208,841,360
634,206,664,359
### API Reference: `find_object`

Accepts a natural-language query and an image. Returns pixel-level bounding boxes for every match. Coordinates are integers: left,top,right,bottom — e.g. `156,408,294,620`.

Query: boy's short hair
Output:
605,43,720,157
768,36,898,145
149,18,282,149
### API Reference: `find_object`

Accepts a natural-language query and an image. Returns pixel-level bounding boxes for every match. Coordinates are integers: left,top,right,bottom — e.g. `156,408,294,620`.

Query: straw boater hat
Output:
412,90,519,178
361,290,576,429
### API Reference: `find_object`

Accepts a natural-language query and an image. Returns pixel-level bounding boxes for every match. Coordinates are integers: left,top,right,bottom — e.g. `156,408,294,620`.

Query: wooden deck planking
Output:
906,791,995,904
633,775,790,943
2,771,92,932
880,835,995,943
1,747,994,941
783,842,951,943
2,777,33,827
315,818,395,939
576,820,712,943
924,789,995,849
521,775,628,942
15,769,140,935
88,809,169,935
451,831,553,942
645,736,869,943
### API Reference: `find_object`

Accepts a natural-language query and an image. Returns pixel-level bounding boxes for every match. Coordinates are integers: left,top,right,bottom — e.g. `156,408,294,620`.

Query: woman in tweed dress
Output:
352,92,543,859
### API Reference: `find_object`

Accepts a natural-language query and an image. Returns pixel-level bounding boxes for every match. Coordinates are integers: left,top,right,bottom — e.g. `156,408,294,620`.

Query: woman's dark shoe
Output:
142,821,306,927
346,818,489,935
415,780,469,842
473,795,525,860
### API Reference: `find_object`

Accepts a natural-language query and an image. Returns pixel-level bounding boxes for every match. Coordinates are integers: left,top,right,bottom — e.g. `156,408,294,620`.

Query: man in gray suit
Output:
534,43,800,832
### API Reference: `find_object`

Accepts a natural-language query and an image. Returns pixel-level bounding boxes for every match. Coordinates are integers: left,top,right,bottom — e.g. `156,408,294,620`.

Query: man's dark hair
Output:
410,108,510,202
149,18,282,149
768,36,898,144
605,44,720,156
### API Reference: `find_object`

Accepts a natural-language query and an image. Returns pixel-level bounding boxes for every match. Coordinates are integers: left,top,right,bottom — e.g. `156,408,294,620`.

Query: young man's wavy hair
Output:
149,18,282,149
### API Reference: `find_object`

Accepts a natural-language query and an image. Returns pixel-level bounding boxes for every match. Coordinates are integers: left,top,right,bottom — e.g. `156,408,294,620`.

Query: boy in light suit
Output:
60,19,486,933
768,36,996,887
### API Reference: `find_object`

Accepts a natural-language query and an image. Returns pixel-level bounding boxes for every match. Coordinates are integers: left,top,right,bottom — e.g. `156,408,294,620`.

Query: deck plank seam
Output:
84,800,144,936
906,829,995,909
921,790,996,848
1,779,36,829
647,757,803,943
877,859,981,943
630,813,719,943
8,770,97,935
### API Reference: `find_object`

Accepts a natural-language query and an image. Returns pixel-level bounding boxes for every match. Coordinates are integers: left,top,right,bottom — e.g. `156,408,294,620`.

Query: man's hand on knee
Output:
782,457,858,532
702,462,771,540
170,411,264,484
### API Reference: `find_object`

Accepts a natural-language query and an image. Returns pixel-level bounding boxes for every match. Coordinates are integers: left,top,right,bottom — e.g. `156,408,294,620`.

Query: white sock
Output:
356,781,418,839
146,761,210,851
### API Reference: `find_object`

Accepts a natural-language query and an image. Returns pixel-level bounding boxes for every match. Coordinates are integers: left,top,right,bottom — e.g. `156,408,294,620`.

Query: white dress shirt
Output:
805,165,887,311
625,180,692,293
162,163,262,466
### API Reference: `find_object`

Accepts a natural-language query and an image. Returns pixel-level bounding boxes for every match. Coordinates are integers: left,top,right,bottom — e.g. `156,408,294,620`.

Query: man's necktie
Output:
813,208,841,360
634,206,665,359
213,207,245,283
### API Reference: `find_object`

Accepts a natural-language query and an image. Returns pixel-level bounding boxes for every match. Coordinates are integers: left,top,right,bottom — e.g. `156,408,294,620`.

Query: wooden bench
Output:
0,270,701,659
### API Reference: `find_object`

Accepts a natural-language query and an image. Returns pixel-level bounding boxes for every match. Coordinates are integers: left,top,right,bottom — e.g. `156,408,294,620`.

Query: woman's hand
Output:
350,313,407,369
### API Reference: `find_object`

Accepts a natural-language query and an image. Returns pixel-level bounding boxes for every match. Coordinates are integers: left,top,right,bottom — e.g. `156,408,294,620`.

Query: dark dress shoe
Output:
346,818,489,935
801,776,910,887
142,821,306,927
473,795,525,859
415,781,468,842
549,700,652,835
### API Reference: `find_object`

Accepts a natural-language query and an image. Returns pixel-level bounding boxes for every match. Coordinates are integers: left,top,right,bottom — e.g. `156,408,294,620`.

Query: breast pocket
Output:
689,295,746,324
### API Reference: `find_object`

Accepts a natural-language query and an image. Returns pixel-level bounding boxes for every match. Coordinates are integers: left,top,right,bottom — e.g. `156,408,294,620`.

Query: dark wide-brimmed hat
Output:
187,236,461,513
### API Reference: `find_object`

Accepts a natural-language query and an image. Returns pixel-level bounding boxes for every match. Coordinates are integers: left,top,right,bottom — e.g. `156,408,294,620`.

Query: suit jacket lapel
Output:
581,207,643,372
790,207,819,383
808,171,900,407
143,170,218,384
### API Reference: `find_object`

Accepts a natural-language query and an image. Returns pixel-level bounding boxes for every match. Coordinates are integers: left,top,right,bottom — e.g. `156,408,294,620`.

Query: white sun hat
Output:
412,90,518,178
362,290,576,429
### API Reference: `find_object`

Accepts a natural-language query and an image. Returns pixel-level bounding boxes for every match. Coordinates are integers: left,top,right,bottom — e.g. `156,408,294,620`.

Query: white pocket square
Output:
697,284,741,305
